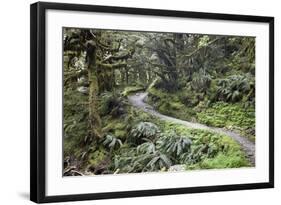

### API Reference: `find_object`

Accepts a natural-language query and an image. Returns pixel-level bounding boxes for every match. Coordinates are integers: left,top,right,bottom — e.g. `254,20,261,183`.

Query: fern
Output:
191,69,211,92
157,132,192,158
144,152,172,171
113,144,172,173
217,75,252,103
102,134,122,151
99,91,125,117
179,144,207,164
137,141,156,154
129,122,160,145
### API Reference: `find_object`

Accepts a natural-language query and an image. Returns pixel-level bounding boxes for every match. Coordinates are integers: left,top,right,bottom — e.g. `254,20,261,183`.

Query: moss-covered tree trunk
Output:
87,44,102,139
125,66,129,84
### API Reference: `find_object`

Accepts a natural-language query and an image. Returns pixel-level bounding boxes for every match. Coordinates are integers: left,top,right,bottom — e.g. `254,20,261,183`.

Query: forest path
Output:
128,92,255,166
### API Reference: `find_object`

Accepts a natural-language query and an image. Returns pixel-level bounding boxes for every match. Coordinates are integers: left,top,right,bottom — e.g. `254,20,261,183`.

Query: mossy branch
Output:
98,62,127,69
184,37,221,58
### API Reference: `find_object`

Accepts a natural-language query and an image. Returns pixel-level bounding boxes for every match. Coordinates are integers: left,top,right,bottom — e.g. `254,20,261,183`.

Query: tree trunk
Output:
125,66,129,84
87,46,102,139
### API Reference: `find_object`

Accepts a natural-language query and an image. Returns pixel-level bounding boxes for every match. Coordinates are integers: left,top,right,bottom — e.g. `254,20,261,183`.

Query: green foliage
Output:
129,122,160,144
148,87,197,121
216,75,253,103
157,132,192,157
178,88,200,107
177,130,221,165
186,135,250,169
191,69,211,92
88,147,108,167
198,153,249,169
102,134,122,151
102,119,127,140
63,29,255,175
122,86,145,96
127,108,155,124
154,120,250,169
99,92,125,117
113,139,172,173
197,102,255,140
143,152,172,171
198,35,210,48
137,141,156,154
108,111,250,173
63,86,89,157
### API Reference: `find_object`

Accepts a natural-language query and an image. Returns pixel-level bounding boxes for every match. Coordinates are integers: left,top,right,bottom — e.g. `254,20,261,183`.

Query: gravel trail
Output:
128,92,255,165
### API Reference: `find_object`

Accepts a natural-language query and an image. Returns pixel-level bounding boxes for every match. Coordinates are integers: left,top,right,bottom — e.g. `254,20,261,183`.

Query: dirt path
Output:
128,92,255,166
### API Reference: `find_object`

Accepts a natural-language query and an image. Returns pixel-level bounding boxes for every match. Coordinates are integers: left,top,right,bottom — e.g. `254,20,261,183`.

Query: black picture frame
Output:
30,1,274,203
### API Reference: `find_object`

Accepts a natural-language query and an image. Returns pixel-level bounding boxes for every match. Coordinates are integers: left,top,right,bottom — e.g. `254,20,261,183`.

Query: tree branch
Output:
98,62,127,69
184,37,221,58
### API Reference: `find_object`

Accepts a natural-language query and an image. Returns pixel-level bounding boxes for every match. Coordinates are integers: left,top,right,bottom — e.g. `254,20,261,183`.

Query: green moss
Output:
102,119,124,131
170,102,185,110
147,87,255,141
126,107,157,126
63,121,88,157
197,102,255,141
148,87,197,121
197,152,249,169
152,119,250,170
91,95,253,173
122,86,145,96
88,147,108,167
63,87,89,158
148,87,166,98
114,130,127,139
185,134,250,170
204,80,219,103
102,119,128,140
114,122,126,130
100,106,252,171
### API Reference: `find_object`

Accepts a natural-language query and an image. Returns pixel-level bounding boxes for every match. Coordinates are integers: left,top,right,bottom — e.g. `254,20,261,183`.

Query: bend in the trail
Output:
128,92,255,166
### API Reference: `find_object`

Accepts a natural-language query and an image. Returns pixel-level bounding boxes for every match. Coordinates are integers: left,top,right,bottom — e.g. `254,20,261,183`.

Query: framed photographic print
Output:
30,1,274,203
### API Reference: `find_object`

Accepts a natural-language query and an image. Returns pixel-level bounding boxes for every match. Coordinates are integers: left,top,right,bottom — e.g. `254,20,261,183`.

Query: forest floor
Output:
128,92,255,166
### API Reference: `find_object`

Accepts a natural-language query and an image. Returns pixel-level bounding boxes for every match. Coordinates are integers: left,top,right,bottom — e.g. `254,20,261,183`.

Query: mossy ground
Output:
64,86,252,174
121,85,145,96
197,102,255,141
147,87,255,141
126,109,250,170
147,87,197,121
153,119,250,169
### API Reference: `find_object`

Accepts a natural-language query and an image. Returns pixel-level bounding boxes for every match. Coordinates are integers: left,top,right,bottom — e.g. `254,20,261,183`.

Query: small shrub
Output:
196,101,255,140
113,147,172,173
144,152,172,171
102,120,127,140
191,70,211,92
216,75,253,103
102,134,122,152
157,132,192,159
137,141,156,154
199,153,249,169
129,122,160,145
99,92,125,117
